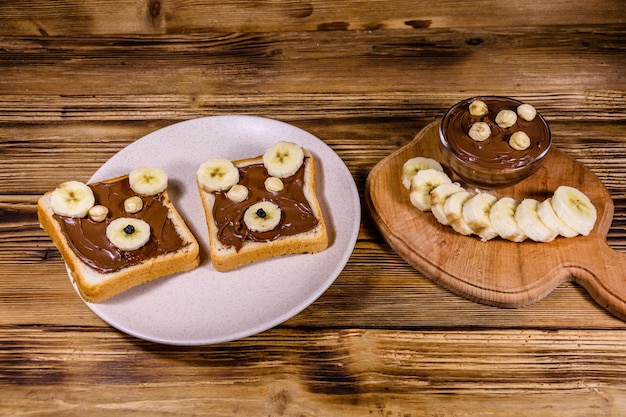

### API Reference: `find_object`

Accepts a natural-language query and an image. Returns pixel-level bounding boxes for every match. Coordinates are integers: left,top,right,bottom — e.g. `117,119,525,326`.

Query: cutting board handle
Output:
568,244,626,320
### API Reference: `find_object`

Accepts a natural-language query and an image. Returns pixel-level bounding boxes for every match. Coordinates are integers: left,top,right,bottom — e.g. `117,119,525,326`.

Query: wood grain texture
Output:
1,0,625,36
1,0,626,415
3,327,626,416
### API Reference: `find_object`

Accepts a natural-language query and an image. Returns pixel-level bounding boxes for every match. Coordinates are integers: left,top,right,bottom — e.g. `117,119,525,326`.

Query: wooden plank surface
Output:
1,1,626,415
2,0,625,35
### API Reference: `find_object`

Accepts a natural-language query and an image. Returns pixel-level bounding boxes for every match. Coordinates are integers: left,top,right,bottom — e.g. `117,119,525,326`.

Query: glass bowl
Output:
438,96,552,187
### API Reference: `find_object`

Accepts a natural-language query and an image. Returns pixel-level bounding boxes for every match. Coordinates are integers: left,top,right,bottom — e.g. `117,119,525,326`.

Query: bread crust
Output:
38,175,200,302
198,150,328,271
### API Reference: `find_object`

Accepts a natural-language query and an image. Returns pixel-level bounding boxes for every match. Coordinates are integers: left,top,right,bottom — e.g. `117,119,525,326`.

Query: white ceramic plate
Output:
76,115,360,345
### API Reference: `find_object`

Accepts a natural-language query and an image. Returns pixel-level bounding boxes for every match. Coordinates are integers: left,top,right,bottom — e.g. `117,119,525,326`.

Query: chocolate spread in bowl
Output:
439,96,552,186
212,158,319,252
54,177,187,274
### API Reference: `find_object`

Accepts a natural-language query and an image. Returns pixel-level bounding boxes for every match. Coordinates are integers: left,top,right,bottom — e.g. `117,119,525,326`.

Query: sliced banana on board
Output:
515,199,558,243
197,158,240,192
409,169,452,211
431,182,465,226
537,197,579,238
489,197,526,242
401,155,597,243
402,157,444,189
50,181,96,218
550,185,597,236
263,141,304,178
106,217,151,251
443,190,475,236
462,192,499,241
243,201,282,233
129,166,168,196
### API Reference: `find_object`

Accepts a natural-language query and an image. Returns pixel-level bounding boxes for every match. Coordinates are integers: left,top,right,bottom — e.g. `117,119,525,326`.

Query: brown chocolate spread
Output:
441,97,551,169
212,158,318,252
54,177,186,274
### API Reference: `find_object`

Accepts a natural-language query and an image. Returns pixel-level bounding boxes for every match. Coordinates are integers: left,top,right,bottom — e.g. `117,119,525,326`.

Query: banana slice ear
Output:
262,142,304,178
50,181,96,218
129,167,168,196
197,158,240,192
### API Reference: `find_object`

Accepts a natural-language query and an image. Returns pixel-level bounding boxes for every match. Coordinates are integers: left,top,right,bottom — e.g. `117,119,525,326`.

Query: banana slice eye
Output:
243,201,281,233
106,217,151,251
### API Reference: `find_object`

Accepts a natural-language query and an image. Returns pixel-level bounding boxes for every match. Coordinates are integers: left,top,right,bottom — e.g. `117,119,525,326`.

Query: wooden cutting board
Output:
365,121,626,321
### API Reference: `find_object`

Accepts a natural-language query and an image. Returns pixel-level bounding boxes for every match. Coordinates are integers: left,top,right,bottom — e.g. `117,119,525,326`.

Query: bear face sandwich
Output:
38,167,200,302
196,141,328,271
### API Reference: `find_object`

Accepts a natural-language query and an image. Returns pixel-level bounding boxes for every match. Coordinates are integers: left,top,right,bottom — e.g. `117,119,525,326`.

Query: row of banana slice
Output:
402,157,597,242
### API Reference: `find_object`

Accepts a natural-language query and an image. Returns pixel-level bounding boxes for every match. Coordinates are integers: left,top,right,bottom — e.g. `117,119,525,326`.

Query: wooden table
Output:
2,1,626,415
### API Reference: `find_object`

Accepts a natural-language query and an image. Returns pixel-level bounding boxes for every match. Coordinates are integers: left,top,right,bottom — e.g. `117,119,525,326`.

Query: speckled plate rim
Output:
69,115,360,346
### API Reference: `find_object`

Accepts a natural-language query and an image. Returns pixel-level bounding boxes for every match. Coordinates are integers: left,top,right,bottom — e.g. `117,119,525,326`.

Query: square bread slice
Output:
38,171,200,302
197,147,328,271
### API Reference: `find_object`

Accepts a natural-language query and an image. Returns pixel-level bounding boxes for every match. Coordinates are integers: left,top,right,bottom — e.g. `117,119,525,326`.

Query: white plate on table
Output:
75,115,360,346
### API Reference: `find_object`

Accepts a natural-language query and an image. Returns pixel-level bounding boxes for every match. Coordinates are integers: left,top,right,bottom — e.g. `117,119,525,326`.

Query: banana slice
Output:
243,201,282,232
409,169,452,211
489,197,526,242
462,192,499,241
106,217,151,251
50,181,96,218
443,190,475,236
550,185,597,236
537,198,579,238
402,157,444,189
263,141,305,178
197,158,240,192
515,199,558,242
129,167,168,196
431,182,465,225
